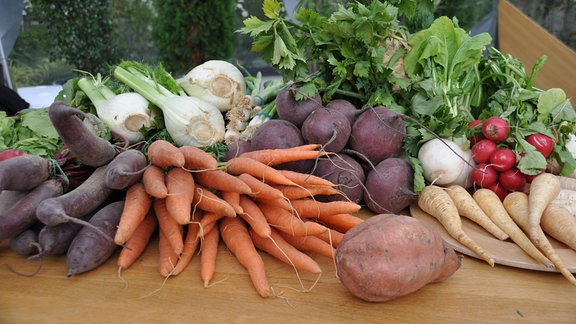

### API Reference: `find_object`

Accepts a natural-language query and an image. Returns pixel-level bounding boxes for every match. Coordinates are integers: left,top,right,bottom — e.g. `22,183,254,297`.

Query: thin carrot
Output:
200,222,220,287
278,230,335,259
220,216,273,298
528,172,561,245
147,139,185,168
542,204,576,251
194,169,252,194
249,227,322,274
171,222,201,276
503,191,576,285
198,211,228,238
142,165,168,199
445,185,509,241
289,198,362,219
258,203,328,237
158,229,179,277
192,185,236,217
239,147,328,166
314,228,344,248
237,173,286,200
221,190,243,214
179,145,219,170
253,196,293,210
276,169,336,187
225,156,296,186
315,213,364,233
153,198,184,255
115,182,152,245
473,188,552,268
272,184,341,200
165,167,195,225
117,210,158,270
418,185,495,267
238,195,272,238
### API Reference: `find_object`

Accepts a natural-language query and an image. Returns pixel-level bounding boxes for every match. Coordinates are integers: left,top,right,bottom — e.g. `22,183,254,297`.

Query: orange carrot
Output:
250,227,322,274
147,139,185,168
142,165,168,199
314,228,344,248
221,190,244,214
220,216,273,298
258,203,328,237
278,230,335,259
316,213,364,233
194,169,252,194
192,185,237,217
179,145,219,170
158,229,179,277
238,195,272,238
238,173,286,200
276,169,336,187
289,198,362,219
225,156,296,186
171,222,201,276
115,182,152,245
117,210,158,270
272,184,341,200
153,198,184,255
200,222,220,287
253,196,293,211
198,211,228,237
165,167,195,225
239,147,328,166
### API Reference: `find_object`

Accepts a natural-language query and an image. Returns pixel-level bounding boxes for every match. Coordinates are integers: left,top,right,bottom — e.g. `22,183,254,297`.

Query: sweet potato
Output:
335,214,461,302
104,149,148,190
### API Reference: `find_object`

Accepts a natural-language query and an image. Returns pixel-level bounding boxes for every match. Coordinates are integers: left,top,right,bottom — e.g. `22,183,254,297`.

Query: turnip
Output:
417,138,466,186
482,116,509,142
444,149,475,189
301,107,351,153
275,86,323,128
312,153,366,203
348,107,406,164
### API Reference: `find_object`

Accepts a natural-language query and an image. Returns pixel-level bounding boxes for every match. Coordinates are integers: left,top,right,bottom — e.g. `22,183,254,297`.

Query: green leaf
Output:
262,0,282,19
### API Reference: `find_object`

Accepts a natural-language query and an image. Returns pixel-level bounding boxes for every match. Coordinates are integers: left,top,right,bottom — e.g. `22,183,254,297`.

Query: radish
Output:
489,148,516,172
499,167,526,192
486,182,509,201
0,149,26,162
482,116,509,142
471,139,497,163
418,138,466,185
472,163,498,187
526,133,555,158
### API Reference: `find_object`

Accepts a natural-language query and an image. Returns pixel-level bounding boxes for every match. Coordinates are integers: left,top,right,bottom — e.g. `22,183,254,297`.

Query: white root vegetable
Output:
444,149,475,188
418,138,466,186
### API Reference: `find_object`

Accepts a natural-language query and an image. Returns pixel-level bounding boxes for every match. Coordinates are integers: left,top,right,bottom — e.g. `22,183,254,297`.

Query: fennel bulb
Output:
177,60,246,112
113,65,225,147
77,77,154,143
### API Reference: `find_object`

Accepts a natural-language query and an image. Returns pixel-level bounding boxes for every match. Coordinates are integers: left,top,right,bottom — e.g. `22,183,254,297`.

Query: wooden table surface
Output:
1,234,575,324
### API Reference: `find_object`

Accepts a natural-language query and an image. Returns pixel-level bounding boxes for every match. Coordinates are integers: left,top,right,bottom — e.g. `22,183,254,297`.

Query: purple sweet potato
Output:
336,213,462,302
104,149,148,190
0,155,51,191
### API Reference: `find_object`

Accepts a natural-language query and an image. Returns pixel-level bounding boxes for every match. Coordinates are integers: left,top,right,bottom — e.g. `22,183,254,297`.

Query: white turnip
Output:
417,138,466,186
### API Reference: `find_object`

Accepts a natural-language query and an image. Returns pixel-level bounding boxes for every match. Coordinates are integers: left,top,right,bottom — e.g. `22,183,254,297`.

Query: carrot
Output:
258,204,328,237
289,199,362,219
115,182,152,245
249,227,322,274
239,147,328,166
418,185,495,267
198,211,228,238
192,185,237,217
473,188,552,268
153,199,184,255
220,216,273,298
194,169,252,194
445,185,509,241
200,222,220,287
276,169,336,187
171,222,201,276
147,139,185,168
528,172,561,245
272,184,341,199
253,196,293,210
117,210,158,271
158,229,179,277
503,192,576,285
165,167,195,225
541,204,576,251
238,195,272,238
316,213,364,233
278,231,335,259
142,165,168,199
314,228,344,248
225,156,296,186
221,190,243,214
237,173,286,200
179,145,219,170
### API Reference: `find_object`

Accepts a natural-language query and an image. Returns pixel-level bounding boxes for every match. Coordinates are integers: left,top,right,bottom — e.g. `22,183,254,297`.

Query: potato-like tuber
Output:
335,214,462,302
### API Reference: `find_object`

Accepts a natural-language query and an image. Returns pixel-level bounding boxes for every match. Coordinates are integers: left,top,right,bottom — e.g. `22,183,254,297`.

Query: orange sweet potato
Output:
335,213,462,302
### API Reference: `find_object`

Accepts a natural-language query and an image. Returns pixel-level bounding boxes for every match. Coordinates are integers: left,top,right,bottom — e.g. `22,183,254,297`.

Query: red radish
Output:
472,163,498,187
0,149,26,162
486,182,509,201
482,116,509,142
522,170,543,183
471,139,497,163
468,119,482,128
490,148,516,172
499,168,526,192
526,133,555,158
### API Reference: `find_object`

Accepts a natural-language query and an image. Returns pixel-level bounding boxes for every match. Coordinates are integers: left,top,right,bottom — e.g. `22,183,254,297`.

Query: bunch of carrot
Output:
413,174,576,286
113,140,364,297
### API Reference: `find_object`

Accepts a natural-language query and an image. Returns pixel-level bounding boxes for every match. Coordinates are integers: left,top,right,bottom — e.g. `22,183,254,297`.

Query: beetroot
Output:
301,107,351,153
223,140,252,162
348,107,406,164
326,99,358,125
363,157,417,214
312,153,365,203
275,86,323,127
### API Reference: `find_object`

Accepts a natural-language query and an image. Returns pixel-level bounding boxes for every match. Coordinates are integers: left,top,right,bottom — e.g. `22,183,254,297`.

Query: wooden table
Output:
1,231,575,324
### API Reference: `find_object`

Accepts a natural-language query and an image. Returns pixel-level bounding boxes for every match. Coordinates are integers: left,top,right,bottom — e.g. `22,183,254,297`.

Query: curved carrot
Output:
153,199,184,255
289,199,362,219
238,173,286,200
117,210,158,270
195,169,252,194
158,229,179,277
192,185,236,217
258,204,327,237
225,156,296,186
272,184,341,200
180,145,219,170
172,222,201,276
278,230,335,259
147,139,185,168
115,182,152,245
276,169,336,187
200,222,220,287
239,147,327,166
238,195,272,238
165,167,195,225
314,228,344,248
221,190,243,214
315,213,364,233
142,165,168,199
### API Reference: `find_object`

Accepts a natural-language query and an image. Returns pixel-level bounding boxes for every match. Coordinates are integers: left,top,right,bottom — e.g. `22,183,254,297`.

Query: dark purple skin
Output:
348,107,406,164
223,140,252,162
301,107,352,153
66,200,124,277
104,149,148,190
363,157,417,214
325,99,358,125
9,227,40,256
312,154,365,203
0,179,65,240
48,101,117,167
275,86,323,128
0,155,51,191
36,212,93,257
